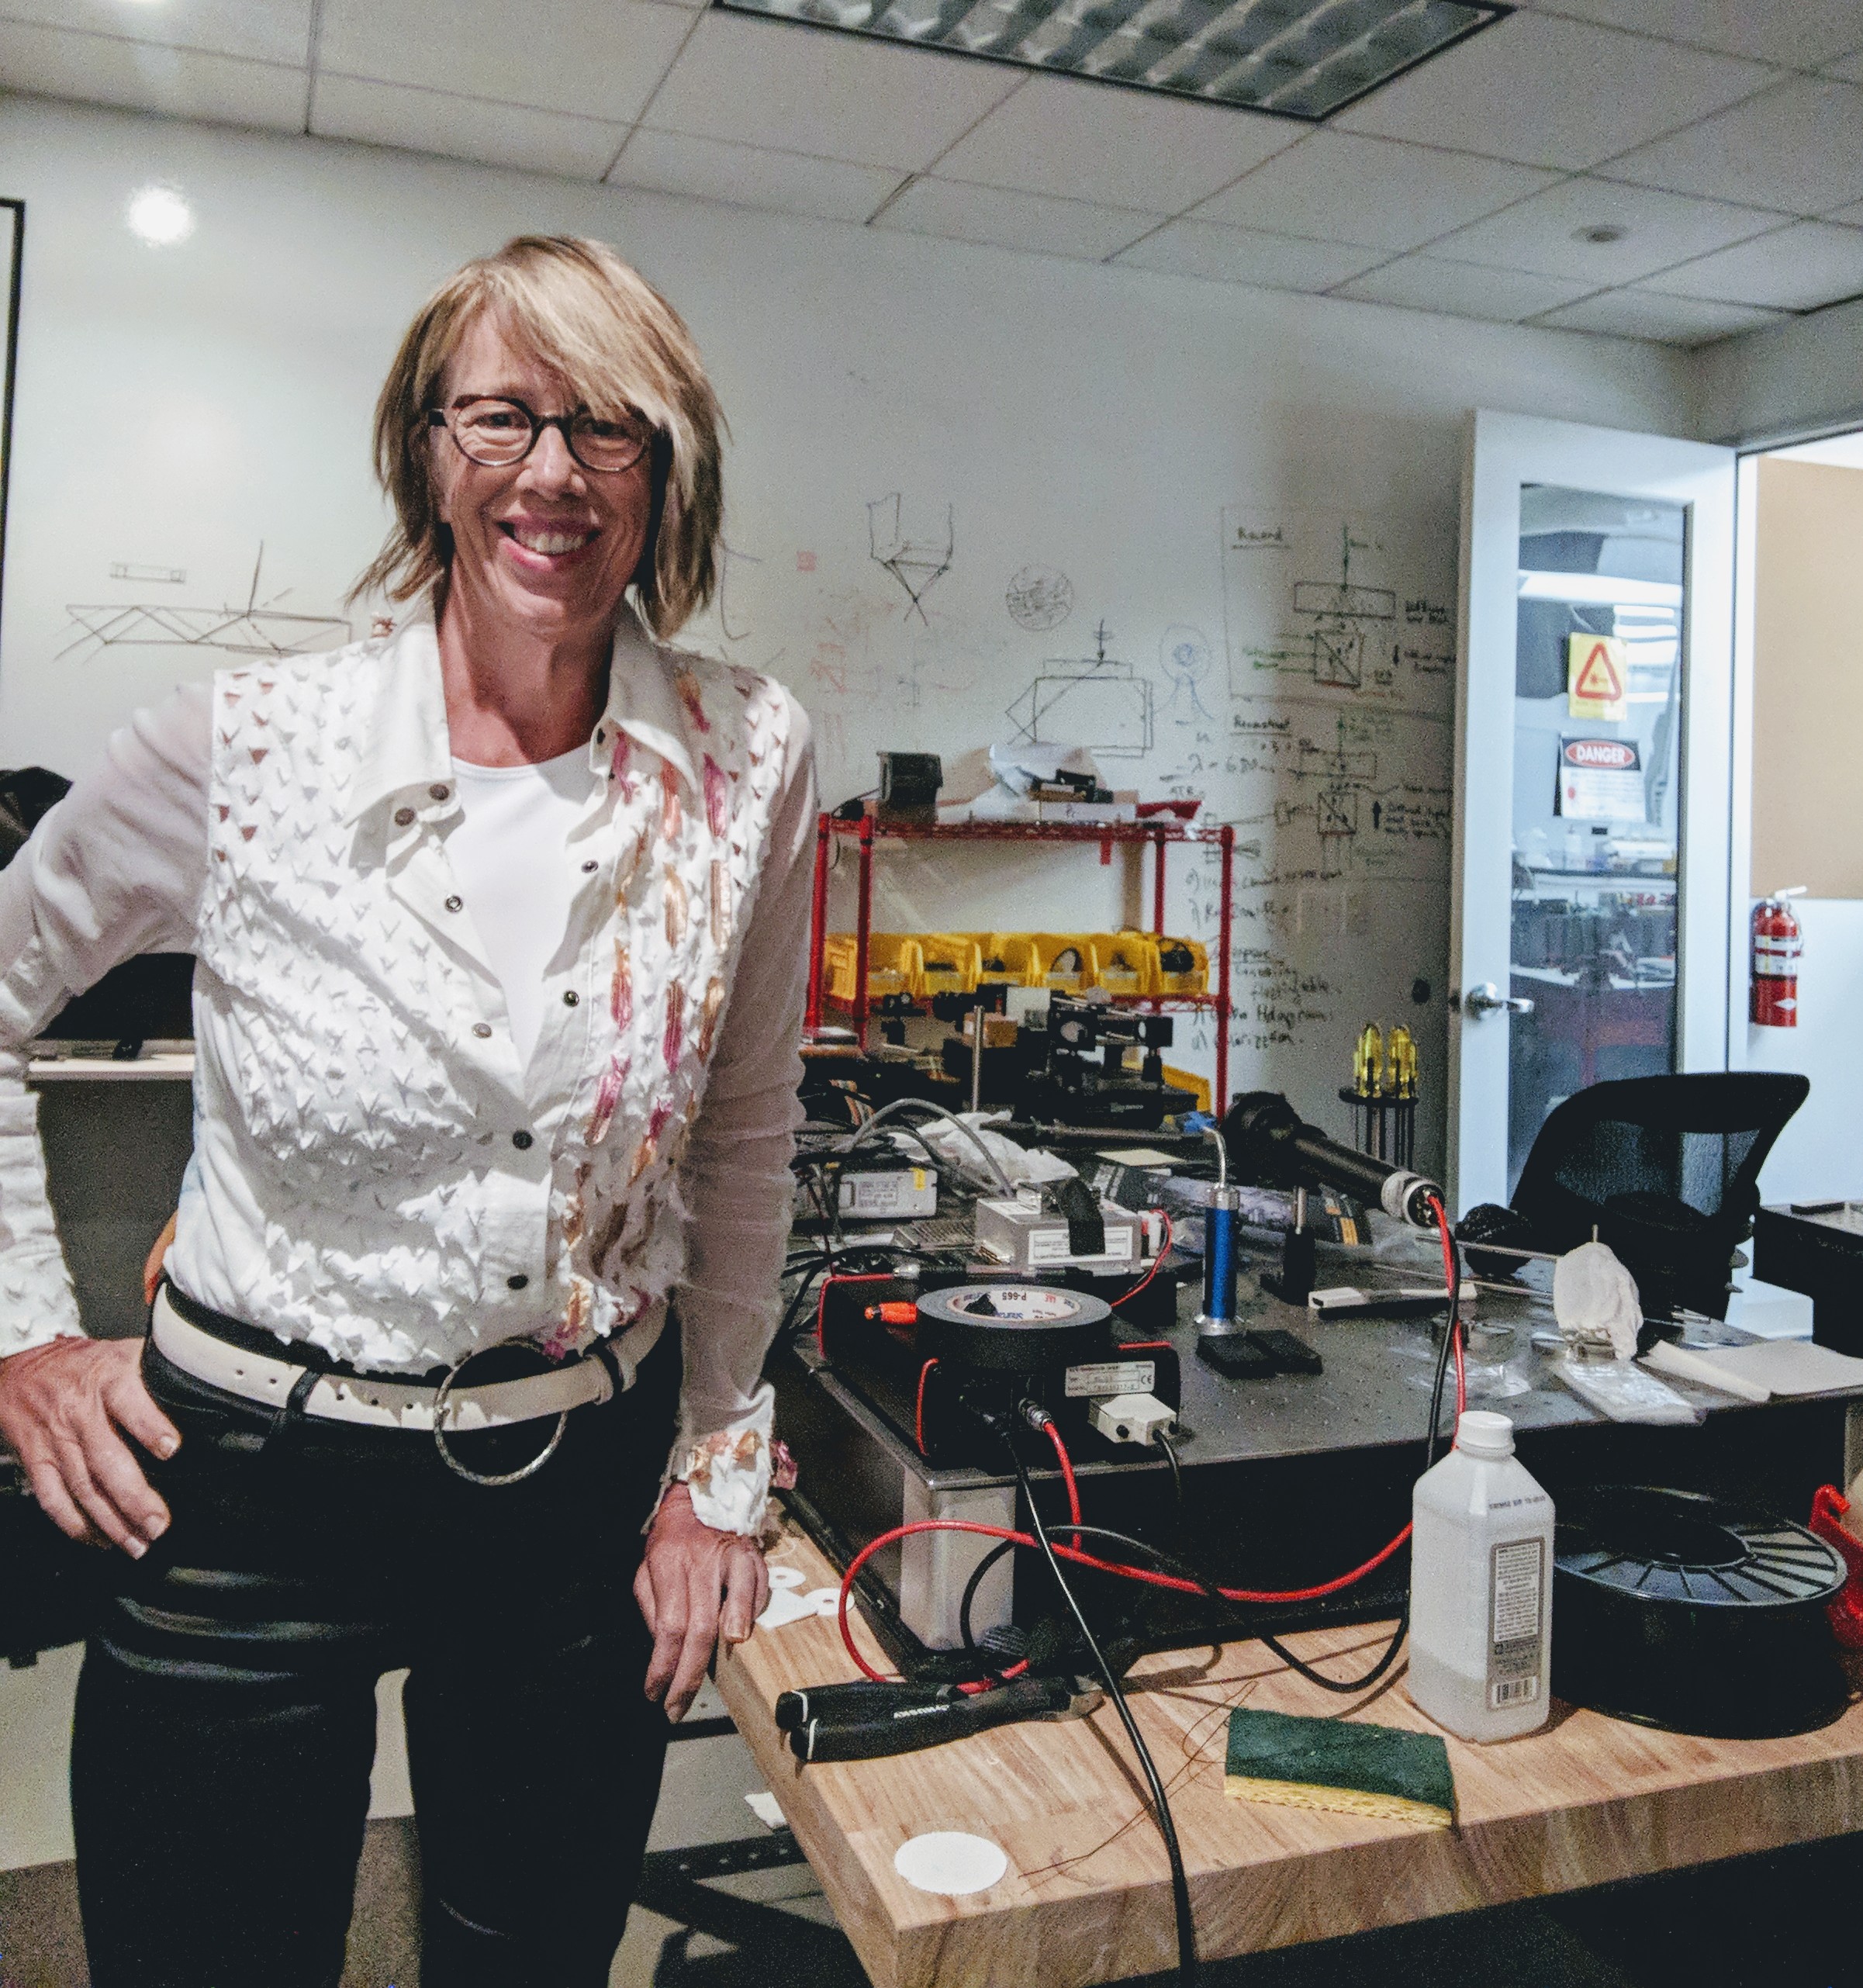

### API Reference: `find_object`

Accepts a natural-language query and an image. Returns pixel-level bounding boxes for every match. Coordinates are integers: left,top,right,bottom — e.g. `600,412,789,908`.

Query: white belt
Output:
151,1288,619,1435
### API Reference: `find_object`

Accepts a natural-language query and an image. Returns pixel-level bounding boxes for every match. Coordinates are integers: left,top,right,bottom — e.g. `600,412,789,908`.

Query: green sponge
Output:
1224,1707,1456,1828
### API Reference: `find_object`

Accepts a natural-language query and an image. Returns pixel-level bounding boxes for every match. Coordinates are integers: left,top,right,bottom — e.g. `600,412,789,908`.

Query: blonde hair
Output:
352,235,724,640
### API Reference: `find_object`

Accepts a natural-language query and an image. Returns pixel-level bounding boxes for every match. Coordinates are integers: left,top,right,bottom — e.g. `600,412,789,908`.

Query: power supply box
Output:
973,1195,1143,1272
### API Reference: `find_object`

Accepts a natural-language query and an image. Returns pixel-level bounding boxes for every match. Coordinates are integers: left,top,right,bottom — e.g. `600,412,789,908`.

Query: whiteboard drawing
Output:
1159,624,1214,721
1222,508,1450,714
110,562,185,584
1006,619,1154,759
868,493,953,624
1004,564,1073,632
60,545,349,663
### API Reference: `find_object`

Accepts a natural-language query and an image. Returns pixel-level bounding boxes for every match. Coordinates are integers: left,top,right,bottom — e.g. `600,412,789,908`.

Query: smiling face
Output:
431,307,655,654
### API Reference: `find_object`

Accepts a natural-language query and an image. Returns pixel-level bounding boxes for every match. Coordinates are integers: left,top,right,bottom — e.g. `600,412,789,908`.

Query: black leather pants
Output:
71,1318,680,1988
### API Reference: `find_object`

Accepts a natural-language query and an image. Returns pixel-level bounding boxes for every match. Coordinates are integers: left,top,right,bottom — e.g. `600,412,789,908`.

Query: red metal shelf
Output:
821,814,1217,845
805,810,1237,1109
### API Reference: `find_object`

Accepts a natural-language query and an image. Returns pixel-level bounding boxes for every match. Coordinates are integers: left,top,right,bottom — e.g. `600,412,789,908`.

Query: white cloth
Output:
448,746,597,1070
0,602,816,1531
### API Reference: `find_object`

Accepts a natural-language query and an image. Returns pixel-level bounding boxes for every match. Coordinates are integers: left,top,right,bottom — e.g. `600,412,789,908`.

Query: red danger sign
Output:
1563,738,1637,770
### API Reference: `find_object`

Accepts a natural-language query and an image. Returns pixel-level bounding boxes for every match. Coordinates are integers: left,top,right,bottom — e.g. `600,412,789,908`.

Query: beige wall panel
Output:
1752,455,1863,897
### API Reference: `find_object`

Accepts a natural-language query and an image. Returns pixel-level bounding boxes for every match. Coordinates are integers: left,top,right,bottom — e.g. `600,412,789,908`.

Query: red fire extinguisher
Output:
1751,888,1806,1028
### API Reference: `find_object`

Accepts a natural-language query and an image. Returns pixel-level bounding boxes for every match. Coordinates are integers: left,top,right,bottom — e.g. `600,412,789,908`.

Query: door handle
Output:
1464,982,1534,1017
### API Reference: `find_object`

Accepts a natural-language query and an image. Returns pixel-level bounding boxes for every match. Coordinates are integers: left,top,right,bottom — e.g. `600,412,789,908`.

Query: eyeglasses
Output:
427,396,652,475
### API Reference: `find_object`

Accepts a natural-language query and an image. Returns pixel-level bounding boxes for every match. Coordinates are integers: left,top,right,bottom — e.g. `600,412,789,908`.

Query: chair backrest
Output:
1510,1073,1809,1317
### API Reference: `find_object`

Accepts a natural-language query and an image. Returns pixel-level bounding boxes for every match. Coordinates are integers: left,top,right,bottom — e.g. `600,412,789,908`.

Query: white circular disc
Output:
805,1586,843,1616
767,1565,805,1590
893,1831,1008,1896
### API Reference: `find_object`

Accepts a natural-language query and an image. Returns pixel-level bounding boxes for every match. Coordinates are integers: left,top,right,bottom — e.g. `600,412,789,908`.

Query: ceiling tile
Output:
927,72,1297,216
316,0,691,125
1601,78,1863,213
1336,10,1775,171
874,177,1157,262
0,17,304,126
1191,130,1557,251
311,73,626,178
1517,1,1863,68
1112,220,1385,292
1532,287,1791,344
1427,176,1784,282
1643,219,1863,308
1332,254,1595,321
0,0,311,65
643,12,1019,171
609,128,901,224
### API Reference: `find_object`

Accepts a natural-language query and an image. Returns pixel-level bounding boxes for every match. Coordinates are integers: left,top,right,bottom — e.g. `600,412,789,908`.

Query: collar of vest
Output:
341,596,701,827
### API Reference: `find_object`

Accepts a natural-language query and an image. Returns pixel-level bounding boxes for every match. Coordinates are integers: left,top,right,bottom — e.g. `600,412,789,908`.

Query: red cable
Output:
1110,1211,1173,1307
1427,1196,1467,1427
1042,1419,1083,1531
836,1517,1415,1684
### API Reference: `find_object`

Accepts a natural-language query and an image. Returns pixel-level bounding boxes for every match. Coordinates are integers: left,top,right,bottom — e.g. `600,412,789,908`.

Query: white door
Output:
1447,410,1736,1215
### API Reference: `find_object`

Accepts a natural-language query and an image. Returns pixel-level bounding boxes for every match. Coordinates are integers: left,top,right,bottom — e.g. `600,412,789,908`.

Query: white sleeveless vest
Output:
173,608,795,1374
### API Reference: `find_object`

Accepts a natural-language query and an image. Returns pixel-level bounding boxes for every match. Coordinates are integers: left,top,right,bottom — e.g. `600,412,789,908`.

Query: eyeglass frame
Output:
427,394,653,475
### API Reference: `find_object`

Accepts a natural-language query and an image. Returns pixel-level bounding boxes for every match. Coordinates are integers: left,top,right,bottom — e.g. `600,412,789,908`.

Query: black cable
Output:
1153,1429,1183,1523
1256,1613,1410,1696
1005,1428,1198,1988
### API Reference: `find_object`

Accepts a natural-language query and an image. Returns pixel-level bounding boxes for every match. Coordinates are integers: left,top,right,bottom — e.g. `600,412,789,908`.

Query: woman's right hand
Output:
0,1338,180,1555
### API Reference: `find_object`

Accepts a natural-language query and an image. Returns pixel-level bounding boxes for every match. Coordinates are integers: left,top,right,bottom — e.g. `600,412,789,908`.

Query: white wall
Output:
1694,296,1863,448
0,94,1695,1155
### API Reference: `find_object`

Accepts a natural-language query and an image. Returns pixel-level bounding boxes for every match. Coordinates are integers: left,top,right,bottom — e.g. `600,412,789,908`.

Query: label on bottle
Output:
1488,1537,1544,1710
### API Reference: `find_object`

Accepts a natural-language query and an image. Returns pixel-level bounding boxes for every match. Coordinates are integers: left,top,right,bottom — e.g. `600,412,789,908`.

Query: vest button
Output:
472,1022,493,1039
562,991,580,1007
429,784,450,802
393,807,415,827
507,1273,529,1291
444,894,463,913
511,1129,534,1150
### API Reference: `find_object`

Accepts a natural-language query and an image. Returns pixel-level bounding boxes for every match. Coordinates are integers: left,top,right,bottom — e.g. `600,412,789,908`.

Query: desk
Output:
717,1522,1863,1988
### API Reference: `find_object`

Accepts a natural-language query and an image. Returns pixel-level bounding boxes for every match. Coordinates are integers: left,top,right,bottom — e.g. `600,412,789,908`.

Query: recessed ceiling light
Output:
714,0,1509,120
1574,223,1628,244
126,183,195,247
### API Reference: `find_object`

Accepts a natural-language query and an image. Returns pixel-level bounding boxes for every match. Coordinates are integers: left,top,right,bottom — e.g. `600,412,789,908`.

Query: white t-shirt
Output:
449,745,598,1067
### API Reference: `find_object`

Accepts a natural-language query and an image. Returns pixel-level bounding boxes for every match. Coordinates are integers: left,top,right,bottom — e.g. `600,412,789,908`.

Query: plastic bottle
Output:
1407,1411,1554,1741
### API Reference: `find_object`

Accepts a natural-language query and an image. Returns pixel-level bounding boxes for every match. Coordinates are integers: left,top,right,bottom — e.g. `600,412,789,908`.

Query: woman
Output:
0,235,813,1986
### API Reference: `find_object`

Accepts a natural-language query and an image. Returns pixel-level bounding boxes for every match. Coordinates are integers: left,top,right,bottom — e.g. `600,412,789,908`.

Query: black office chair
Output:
1460,1073,1809,1322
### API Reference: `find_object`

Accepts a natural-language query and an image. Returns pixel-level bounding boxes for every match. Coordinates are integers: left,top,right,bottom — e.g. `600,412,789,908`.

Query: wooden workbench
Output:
716,1522,1863,1988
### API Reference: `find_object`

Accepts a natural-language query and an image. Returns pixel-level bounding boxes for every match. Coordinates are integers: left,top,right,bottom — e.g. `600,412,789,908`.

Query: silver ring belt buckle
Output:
430,1346,572,1487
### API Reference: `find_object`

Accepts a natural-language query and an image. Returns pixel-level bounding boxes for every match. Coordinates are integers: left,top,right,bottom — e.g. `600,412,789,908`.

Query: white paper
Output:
893,1832,1009,1896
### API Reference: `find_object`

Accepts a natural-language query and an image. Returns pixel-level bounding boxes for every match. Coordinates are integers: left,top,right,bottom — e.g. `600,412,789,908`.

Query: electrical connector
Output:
1088,1392,1178,1446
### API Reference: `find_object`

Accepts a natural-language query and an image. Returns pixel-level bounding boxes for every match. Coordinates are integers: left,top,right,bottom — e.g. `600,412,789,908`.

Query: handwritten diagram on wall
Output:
1146,507,1454,1146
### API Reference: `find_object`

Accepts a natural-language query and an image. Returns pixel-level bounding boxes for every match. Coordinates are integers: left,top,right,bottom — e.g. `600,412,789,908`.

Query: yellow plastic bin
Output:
823,932,922,1004
915,934,981,999
1030,934,1097,991
966,935,1041,987
1153,935,1210,995
1088,931,1160,996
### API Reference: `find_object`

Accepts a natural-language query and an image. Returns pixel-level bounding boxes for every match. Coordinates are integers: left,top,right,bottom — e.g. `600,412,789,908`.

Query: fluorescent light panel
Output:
714,0,1509,120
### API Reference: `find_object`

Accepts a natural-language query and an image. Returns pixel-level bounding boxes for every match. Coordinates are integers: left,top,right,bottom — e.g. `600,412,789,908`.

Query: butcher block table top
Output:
714,1521,1863,1988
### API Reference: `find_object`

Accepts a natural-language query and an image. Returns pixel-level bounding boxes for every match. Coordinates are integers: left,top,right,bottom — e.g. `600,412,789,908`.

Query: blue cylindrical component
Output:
1199,1187,1241,1329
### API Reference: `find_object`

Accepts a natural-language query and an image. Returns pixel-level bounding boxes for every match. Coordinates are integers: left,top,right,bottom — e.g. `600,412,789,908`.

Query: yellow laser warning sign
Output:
1567,634,1628,721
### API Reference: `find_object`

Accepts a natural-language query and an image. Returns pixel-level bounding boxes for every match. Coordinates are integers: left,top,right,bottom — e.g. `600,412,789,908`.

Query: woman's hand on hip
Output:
0,1338,179,1555
635,1481,769,1722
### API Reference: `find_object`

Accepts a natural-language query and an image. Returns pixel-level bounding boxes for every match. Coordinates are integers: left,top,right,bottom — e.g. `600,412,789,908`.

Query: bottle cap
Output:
1456,1410,1515,1457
